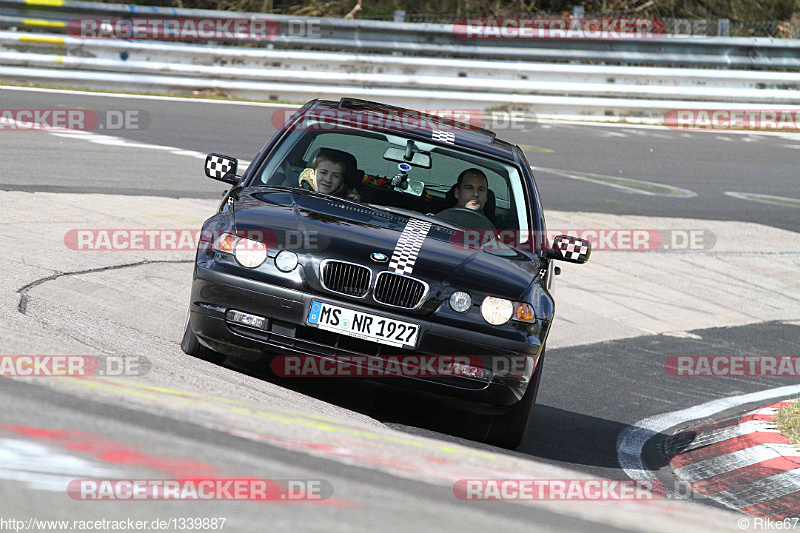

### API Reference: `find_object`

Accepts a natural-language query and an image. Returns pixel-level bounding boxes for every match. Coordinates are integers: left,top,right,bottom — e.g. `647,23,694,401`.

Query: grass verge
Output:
777,400,800,446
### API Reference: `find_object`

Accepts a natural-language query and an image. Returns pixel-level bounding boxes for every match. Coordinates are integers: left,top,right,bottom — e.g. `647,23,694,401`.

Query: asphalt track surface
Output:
1,86,799,531
2,87,799,232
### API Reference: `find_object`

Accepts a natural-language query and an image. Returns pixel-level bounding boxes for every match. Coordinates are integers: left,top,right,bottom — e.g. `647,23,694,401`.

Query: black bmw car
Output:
182,98,590,449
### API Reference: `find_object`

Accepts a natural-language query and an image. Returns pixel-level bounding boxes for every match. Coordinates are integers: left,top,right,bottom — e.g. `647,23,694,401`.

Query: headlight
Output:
275,250,298,272
449,291,472,313
480,296,514,325
211,232,269,268
234,237,268,268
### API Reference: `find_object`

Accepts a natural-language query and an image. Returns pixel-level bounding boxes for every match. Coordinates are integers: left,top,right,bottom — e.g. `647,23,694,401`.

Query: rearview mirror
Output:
205,153,239,184
383,147,431,169
547,235,591,264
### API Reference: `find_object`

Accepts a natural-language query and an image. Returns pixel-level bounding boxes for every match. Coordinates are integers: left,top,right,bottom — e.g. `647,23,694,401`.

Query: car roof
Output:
305,98,519,162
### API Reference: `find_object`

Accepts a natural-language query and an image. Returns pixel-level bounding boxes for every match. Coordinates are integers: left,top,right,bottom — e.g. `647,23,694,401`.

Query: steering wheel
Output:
435,207,496,230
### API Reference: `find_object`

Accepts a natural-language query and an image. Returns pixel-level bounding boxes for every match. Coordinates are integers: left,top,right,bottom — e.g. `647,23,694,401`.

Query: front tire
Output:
181,313,226,365
484,348,546,449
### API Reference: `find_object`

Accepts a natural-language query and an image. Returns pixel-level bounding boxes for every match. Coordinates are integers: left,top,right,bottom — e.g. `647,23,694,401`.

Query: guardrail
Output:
0,0,799,119
2,29,799,120
2,0,800,69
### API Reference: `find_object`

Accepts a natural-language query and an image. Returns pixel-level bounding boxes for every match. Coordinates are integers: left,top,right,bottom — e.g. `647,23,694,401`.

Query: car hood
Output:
233,189,540,301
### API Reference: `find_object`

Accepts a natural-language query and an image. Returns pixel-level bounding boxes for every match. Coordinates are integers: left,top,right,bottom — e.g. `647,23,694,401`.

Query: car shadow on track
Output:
385,403,672,478
225,357,670,475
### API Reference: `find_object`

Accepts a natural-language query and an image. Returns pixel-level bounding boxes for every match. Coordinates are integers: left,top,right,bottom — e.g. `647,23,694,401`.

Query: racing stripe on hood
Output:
388,219,431,275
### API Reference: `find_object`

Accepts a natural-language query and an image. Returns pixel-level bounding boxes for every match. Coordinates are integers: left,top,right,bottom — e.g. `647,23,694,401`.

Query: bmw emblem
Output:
371,252,388,263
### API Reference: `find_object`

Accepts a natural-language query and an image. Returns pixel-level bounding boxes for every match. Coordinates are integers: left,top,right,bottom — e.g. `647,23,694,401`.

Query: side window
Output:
485,171,510,207
254,130,303,186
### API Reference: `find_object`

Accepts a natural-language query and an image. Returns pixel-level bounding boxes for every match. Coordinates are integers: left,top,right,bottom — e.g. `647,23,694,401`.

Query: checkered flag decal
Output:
205,154,236,180
431,130,456,144
389,219,432,275
551,235,591,263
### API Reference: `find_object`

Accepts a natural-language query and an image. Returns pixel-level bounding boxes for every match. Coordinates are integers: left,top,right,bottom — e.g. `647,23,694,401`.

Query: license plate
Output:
307,301,419,349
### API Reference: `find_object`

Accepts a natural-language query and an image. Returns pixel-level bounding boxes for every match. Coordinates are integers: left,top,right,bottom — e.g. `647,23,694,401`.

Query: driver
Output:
435,168,496,231
299,149,361,201
454,168,489,213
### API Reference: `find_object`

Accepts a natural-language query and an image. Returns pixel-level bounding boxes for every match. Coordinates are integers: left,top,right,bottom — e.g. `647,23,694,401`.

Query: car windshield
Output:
251,119,530,234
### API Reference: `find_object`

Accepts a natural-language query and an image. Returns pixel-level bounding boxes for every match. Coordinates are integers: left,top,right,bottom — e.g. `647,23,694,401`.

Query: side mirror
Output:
205,153,239,184
547,235,591,264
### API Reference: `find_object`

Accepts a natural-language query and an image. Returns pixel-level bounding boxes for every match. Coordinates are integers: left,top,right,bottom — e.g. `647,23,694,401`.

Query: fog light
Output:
444,362,492,381
275,250,298,272
449,291,472,313
226,310,267,330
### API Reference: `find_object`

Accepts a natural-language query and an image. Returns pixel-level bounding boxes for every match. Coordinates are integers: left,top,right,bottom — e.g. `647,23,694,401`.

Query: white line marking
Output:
0,439,119,492
532,166,697,198
617,385,800,489
2,114,236,164
664,419,780,456
674,444,800,483
749,407,781,416
725,191,800,209
618,128,672,139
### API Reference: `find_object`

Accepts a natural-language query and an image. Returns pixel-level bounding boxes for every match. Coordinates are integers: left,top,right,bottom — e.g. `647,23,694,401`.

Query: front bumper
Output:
189,266,545,411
